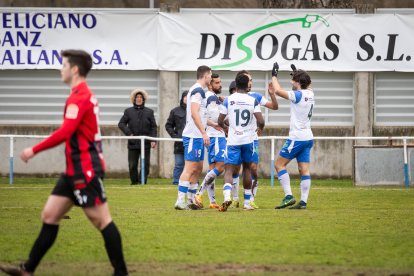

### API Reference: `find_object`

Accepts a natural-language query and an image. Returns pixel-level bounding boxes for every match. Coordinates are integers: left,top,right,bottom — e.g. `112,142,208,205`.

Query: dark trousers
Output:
173,153,184,184
128,147,150,184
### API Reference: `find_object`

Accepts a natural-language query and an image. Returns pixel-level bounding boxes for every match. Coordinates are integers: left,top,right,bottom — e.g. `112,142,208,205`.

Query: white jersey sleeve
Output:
254,103,261,113
287,89,314,141
205,91,225,137
288,90,303,104
220,98,228,115
182,83,208,138
248,91,268,106
191,92,203,104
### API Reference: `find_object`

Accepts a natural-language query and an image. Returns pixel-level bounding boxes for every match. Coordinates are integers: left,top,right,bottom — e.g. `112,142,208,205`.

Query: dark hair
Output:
61,49,92,77
211,73,220,80
235,74,249,91
229,80,236,94
236,70,250,79
292,70,311,89
196,65,211,79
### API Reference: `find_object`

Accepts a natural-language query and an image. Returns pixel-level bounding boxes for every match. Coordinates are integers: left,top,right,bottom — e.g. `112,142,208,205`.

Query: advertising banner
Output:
1,9,413,71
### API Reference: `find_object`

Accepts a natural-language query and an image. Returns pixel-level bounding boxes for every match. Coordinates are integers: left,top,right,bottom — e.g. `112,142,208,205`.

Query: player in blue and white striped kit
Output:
272,63,315,210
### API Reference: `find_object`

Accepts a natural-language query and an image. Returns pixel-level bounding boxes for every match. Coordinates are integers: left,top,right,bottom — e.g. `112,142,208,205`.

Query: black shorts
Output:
52,174,107,207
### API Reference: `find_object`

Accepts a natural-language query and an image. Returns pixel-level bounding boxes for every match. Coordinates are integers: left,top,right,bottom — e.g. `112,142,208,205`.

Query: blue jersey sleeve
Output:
293,91,302,104
191,87,206,98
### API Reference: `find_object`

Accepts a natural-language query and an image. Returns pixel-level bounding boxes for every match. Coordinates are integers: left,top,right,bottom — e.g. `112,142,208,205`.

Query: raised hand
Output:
272,62,279,77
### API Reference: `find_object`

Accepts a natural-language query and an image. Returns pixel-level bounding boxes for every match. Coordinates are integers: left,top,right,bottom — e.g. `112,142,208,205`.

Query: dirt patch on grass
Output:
6,262,410,275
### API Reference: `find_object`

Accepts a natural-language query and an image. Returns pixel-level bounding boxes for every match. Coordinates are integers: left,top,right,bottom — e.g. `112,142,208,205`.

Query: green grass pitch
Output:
0,177,413,275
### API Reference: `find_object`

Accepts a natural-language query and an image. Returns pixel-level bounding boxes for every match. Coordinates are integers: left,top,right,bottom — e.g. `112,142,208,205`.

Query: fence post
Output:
271,138,275,187
141,137,145,185
403,138,409,188
9,136,13,185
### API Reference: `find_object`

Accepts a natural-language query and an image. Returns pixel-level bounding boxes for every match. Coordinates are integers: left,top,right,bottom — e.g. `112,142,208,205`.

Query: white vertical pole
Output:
403,138,409,188
141,137,145,185
9,136,13,185
271,138,275,187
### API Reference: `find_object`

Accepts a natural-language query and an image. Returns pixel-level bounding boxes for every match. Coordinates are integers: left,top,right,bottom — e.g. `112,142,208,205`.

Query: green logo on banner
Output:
211,14,329,69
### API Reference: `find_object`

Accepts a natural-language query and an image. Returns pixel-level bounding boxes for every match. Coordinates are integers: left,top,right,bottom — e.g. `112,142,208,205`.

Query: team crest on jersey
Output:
230,101,235,105
65,104,79,119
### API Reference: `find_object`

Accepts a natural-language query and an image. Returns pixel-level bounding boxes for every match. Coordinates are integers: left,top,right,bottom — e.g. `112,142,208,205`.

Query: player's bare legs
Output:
219,163,236,212
196,161,224,208
42,195,74,224
230,164,241,207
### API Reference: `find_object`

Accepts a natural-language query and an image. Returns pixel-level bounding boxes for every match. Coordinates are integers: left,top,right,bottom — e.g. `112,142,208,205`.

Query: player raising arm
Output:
271,62,315,210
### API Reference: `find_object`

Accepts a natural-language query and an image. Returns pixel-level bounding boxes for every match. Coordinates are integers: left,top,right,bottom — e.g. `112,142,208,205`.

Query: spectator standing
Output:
165,90,188,185
118,89,157,185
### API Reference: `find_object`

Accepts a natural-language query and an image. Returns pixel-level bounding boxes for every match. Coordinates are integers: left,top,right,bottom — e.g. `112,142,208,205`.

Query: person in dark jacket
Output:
165,91,188,185
118,89,157,185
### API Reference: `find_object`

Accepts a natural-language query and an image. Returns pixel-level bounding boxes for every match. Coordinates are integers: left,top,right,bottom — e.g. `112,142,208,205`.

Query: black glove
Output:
290,64,297,76
272,62,279,77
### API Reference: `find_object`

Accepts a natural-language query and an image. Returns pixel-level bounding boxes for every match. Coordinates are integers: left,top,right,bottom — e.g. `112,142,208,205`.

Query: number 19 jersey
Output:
220,92,261,146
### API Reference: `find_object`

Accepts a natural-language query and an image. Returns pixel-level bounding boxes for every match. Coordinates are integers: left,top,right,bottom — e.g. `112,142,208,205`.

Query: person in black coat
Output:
165,90,188,185
118,89,157,184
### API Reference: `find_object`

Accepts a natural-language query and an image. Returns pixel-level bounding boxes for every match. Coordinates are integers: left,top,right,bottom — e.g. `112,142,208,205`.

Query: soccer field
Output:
0,177,413,275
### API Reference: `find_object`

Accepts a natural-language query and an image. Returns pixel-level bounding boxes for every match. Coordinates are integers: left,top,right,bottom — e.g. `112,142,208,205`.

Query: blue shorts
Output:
183,137,205,162
252,139,259,164
225,143,256,165
207,137,226,164
279,139,313,163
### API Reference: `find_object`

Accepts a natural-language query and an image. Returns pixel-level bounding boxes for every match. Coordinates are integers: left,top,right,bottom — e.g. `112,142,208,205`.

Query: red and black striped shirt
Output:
33,81,105,183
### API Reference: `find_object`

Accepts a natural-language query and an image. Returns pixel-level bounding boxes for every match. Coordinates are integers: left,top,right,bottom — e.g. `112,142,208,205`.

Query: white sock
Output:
251,177,258,202
199,168,220,196
253,183,258,199
223,183,232,202
177,180,190,204
244,189,252,207
207,181,216,203
300,176,311,203
187,183,198,204
278,169,292,196
232,174,240,201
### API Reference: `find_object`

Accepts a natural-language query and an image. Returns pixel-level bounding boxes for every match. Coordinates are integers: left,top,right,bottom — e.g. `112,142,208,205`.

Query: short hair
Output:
292,70,311,89
229,81,236,94
236,70,250,79
235,74,249,91
211,73,220,80
61,49,92,77
196,65,211,79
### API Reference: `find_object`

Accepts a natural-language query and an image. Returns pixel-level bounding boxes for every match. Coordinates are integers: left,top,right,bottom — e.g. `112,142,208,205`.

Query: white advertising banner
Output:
0,9,158,70
1,9,414,72
158,12,414,72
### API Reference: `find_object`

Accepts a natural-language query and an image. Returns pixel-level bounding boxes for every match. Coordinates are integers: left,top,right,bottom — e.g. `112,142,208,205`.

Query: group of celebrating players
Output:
174,62,315,212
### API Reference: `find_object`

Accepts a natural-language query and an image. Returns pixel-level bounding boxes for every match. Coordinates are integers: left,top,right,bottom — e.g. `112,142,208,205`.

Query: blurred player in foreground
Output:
0,50,128,276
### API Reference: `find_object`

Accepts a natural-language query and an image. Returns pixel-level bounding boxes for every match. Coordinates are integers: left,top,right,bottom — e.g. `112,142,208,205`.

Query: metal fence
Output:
1,135,412,187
